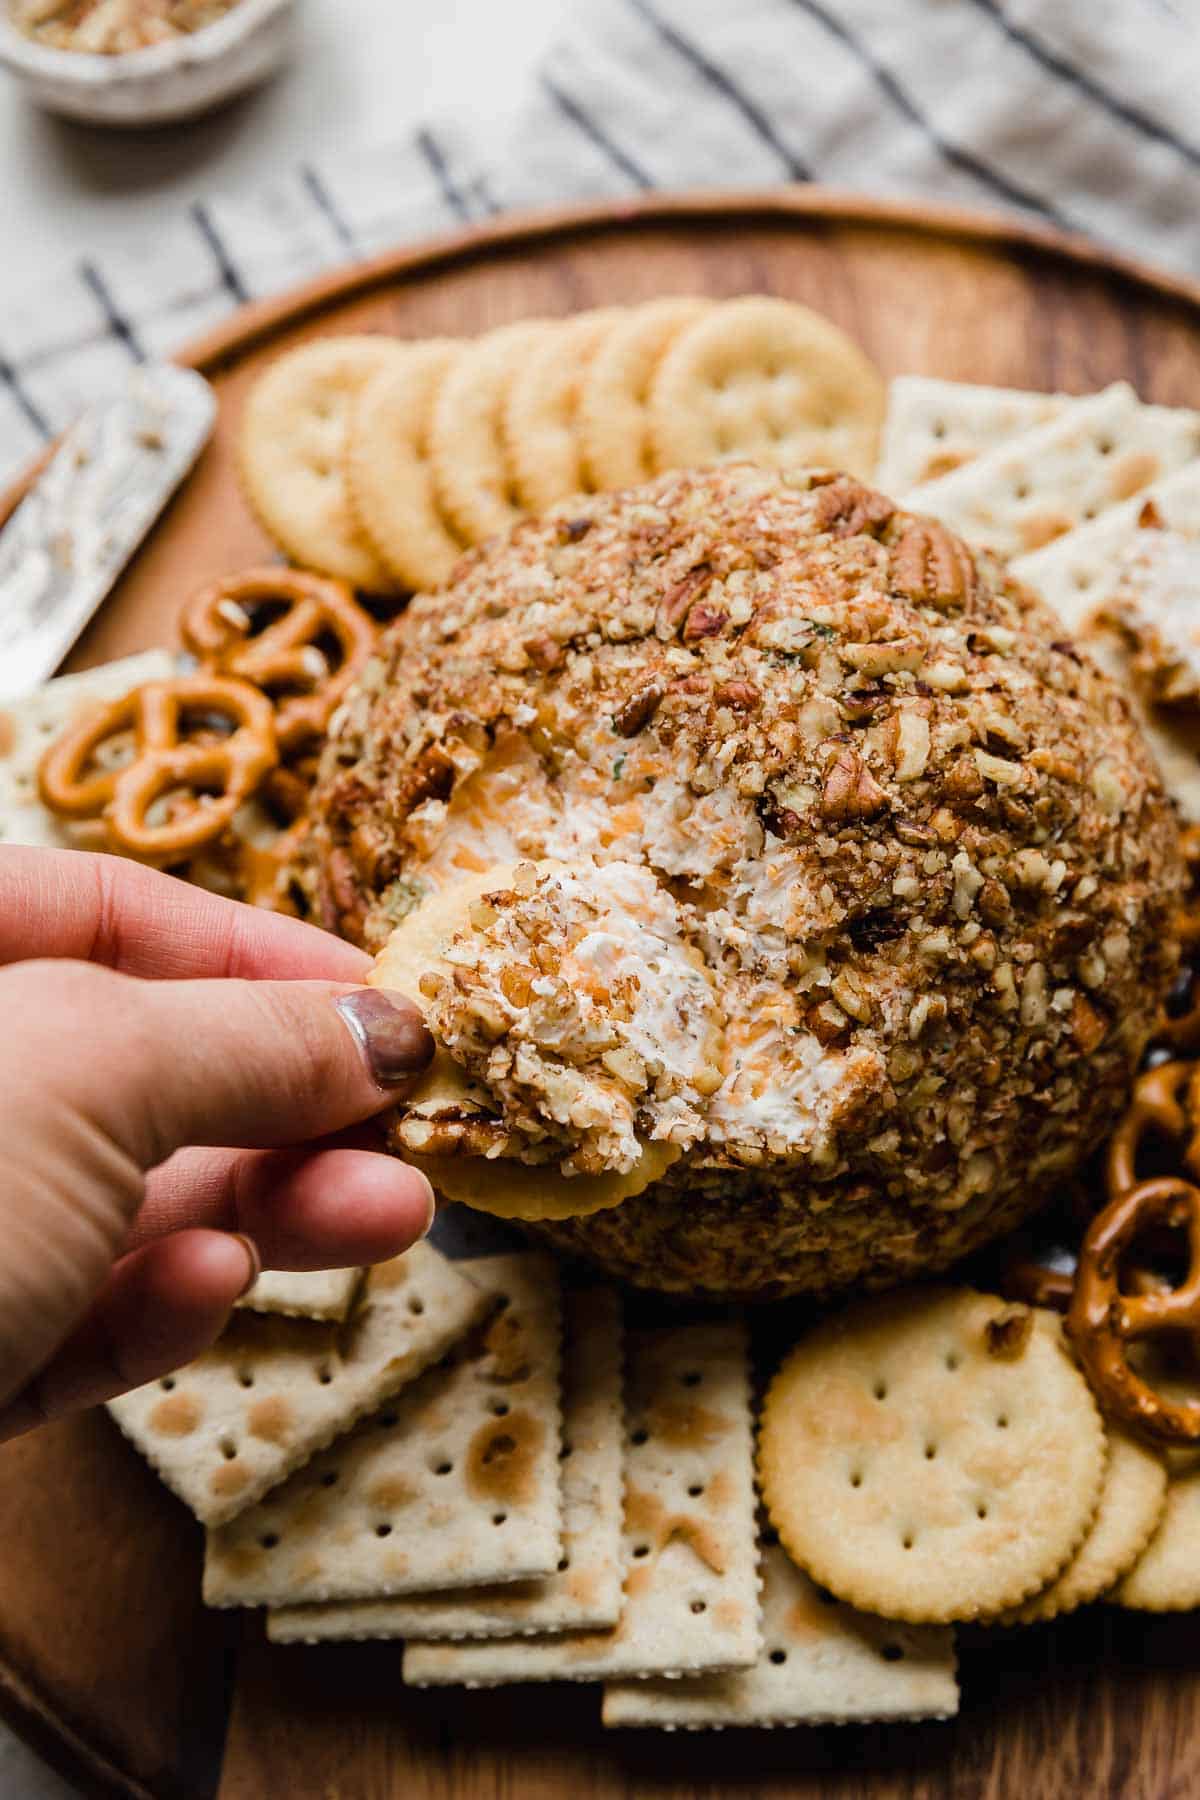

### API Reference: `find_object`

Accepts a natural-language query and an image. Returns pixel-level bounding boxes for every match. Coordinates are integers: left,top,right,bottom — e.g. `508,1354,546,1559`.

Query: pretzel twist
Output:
39,674,277,861
1106,1059,1200,1202
1069,1175,1200,1444
180,568,377,753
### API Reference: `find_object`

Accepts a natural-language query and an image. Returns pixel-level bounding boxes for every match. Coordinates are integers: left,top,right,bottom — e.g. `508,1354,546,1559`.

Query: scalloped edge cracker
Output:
0,650,176,850
430,321,552,546
876,376,1067,495
403,1318,759,1686
236,1268,365,1324
268,1283,622,1643
344,340,468,593
107,1242,487,1527
238,336,407,590
203,1254,563,1608
580,297,712,490
758,1289,1107,1624
906,383,1200,557
368,867,680,1222
602,1545,958,1729
649,296,885,483
1013,460,1200,823
504,309,621,512
992,1424,1167,1625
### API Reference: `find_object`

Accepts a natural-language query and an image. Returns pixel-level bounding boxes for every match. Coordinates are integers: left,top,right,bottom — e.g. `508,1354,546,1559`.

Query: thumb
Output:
0,960,433,1416
3,960,433,1173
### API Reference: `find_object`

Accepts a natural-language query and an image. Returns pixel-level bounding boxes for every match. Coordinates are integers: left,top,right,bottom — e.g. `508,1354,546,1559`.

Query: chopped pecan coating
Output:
309,465,1182,1299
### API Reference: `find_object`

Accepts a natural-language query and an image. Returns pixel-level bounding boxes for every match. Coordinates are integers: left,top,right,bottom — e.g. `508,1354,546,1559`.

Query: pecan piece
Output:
395,743,455,818
713,680,760,711
1070,992,1109,1053
658,561,712,632
889,519,974,610
613,683,664,736
812,476,894,538
683,602,729,642
820,744,889,822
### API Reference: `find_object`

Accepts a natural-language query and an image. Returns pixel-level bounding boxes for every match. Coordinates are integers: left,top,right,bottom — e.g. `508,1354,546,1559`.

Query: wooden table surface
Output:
2,189,1199,1800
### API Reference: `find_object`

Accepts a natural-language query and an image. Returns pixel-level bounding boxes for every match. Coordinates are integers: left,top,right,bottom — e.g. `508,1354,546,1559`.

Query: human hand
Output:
0,846,435,1443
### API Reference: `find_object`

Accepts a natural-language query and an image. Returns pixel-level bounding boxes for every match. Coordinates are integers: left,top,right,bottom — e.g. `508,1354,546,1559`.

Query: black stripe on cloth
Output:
627,0,812,180
0,352,50,440
416,128,471,222
300,163,359,254
967,0,1200,172
190,202,250,305
78,261,146,364
786,0,1074,231
540,74,655,190
470,170,502,217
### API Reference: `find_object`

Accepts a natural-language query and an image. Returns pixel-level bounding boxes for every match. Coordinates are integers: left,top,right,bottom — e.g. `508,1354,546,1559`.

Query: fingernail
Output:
232,1233,261,1298
336,989,435,1088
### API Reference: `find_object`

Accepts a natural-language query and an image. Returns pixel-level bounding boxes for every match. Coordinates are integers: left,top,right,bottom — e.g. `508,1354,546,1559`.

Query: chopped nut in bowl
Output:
0,0,294,125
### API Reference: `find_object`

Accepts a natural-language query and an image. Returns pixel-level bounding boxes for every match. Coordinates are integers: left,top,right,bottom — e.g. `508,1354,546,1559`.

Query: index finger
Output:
0,846,368,981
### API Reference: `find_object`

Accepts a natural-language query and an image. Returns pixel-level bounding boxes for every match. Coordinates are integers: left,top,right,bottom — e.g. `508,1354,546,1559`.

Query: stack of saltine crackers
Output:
105,1238,960,1730
879,375,1200,823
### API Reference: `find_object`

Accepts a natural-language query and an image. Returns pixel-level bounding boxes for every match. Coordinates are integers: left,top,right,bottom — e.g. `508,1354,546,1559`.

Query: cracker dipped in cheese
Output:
312,464,1182,1299
366,858,723,1221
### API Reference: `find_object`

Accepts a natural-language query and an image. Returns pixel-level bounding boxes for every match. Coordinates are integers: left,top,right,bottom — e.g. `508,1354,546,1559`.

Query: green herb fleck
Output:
612,756,626,781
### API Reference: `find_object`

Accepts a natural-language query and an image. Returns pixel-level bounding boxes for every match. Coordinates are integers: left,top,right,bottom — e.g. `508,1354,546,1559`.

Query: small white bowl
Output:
0,0,296,127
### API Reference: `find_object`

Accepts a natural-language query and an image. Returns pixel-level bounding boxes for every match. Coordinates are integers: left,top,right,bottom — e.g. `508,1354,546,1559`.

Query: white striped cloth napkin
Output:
1,0,1199,487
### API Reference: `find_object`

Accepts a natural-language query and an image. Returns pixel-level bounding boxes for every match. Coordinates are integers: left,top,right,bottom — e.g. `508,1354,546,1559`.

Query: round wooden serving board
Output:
2,189,1200,1800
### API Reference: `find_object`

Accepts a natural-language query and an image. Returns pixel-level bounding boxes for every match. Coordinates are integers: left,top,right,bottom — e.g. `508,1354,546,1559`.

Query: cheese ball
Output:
309,465,1183,1301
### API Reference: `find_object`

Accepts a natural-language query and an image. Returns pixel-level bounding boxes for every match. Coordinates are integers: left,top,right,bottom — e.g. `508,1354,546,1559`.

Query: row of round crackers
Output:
237,296,886,595
757,1287,1180,1626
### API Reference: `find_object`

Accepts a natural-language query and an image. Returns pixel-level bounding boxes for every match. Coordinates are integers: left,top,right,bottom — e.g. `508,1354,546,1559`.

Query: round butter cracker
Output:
579,296,712,489
368,864,681,1222
345,340,469,593
238,336,407,590
758,1287,1107,1624
503,308,621,512
1114,1448,1200,1612
430,320,552,546
649,295,885,482
994,1423,1167,1624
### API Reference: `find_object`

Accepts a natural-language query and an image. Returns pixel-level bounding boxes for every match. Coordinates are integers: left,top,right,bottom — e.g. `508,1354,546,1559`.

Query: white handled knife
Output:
0,364,216,703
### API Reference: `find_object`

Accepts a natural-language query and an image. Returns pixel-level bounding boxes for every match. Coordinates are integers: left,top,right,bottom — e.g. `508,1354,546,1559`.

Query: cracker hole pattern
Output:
769,1649,788,1665
881,1644,905,1663
160,1377,176,1392
219,1438,238,1461
690,1600,707,1615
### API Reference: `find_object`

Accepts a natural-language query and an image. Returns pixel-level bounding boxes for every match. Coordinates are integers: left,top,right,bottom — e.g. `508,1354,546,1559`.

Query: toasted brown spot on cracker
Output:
465,1410,544,1507
150,1392,203,1436
247,1396,293,1445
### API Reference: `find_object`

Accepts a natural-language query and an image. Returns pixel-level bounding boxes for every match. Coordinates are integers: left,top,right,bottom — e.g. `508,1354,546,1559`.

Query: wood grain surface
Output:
2,188,1200,1800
